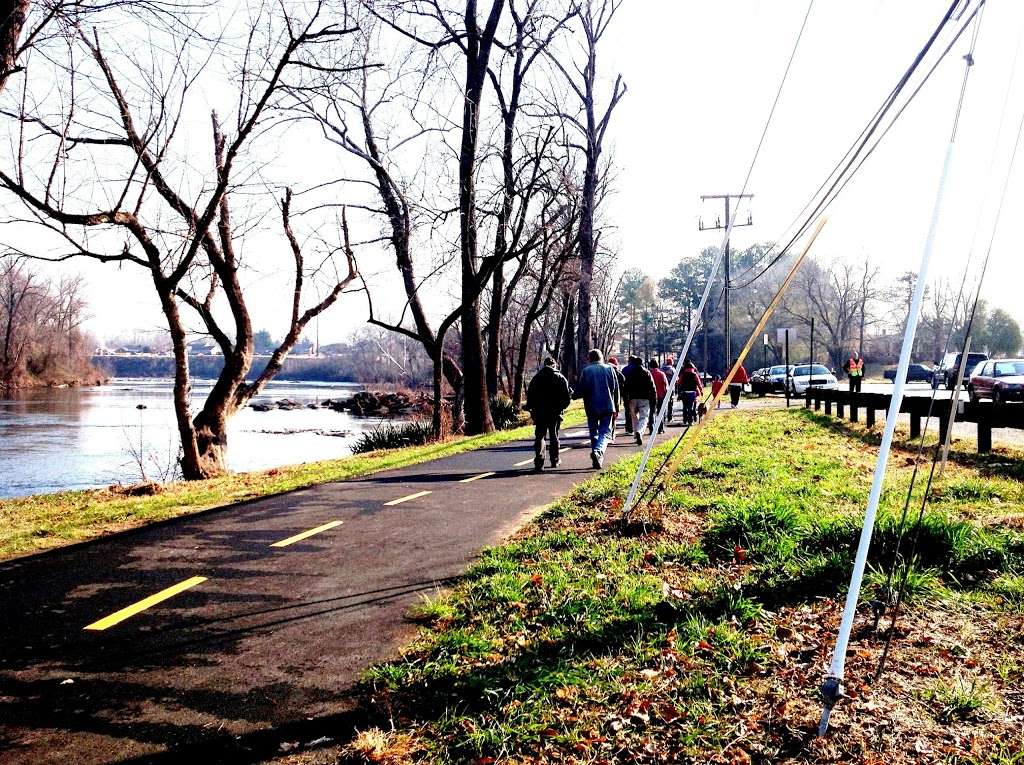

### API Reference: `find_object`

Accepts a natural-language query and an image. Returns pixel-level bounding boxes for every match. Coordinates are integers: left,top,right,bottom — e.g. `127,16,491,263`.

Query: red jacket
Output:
651,367,668,398
731,365,750,385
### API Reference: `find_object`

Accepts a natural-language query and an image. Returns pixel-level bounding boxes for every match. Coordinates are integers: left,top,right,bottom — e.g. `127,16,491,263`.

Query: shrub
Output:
489,394,525,430
352,421,434,454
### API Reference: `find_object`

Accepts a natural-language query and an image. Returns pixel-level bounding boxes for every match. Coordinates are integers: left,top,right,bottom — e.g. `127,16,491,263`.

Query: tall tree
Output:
985,308,1022,357
0,2,362,478
548,0,625,380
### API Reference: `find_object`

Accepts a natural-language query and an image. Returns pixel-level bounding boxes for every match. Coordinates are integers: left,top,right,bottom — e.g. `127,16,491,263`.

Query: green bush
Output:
352,421,434,454
489,394,526,431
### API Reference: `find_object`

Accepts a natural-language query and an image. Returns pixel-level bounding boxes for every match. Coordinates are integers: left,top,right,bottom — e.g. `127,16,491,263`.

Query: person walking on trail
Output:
728,360,749,408
524,357,572,472
622,355,656,446
661,356,676,422
609,356,630,436
711,374,724,408
844,351,865,393
574,349,620,469
649,358,668,435
678,358,703,425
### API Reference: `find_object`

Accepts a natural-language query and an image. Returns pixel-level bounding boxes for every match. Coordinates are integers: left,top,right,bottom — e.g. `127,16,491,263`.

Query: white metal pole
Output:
818,141,955,734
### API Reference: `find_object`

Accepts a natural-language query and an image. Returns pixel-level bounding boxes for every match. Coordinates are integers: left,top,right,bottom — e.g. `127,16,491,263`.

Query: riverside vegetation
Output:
286,409,1024,765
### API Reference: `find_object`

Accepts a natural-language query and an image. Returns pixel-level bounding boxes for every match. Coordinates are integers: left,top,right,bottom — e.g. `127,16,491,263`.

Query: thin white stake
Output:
818,140,955,734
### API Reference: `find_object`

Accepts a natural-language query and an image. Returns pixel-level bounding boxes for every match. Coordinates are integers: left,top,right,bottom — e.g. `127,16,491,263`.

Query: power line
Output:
729,0,980,292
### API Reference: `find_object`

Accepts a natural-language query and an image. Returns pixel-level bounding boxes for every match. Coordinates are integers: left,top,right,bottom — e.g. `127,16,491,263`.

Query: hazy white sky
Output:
51,1,1024,342
603,0,1024,330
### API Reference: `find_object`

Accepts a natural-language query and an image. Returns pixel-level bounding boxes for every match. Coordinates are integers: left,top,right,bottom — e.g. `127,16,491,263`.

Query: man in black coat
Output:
525,357,573,471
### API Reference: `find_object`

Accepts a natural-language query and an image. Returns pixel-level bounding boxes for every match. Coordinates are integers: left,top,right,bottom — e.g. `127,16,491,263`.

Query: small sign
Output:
776,328,796,344
762,333,770,346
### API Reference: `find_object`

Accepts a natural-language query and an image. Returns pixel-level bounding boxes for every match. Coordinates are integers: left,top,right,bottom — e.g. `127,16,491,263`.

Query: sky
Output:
602,0,1024,333
16,0,1024,345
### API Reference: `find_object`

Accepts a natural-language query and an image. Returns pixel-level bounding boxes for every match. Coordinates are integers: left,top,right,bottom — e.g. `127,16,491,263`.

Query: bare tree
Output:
0,2,362,478
546,0,624,380
0,254,95,390
483,0,575,397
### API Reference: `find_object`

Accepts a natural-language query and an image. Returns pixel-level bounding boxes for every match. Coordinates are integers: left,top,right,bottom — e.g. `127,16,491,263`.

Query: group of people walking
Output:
525,351,749,472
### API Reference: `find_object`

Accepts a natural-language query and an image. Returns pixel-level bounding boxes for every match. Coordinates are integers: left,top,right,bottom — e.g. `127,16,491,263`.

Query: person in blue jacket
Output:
573,349,620,469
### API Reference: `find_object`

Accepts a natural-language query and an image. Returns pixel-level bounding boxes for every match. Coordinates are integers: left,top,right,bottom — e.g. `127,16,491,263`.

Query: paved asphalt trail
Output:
0,421,676,764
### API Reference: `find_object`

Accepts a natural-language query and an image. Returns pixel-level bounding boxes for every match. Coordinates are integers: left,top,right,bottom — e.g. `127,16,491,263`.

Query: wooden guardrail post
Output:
910,413,921,440
850,394,859,423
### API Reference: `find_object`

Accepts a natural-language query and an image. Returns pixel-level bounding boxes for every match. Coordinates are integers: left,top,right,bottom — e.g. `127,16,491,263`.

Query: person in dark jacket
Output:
661,356,676,422
677,358,703,425
574,349,620,469
622,356,656,446
525,357,573,471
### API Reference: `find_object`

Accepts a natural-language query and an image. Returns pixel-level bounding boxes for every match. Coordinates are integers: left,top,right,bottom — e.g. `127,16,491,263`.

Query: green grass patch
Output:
0,405,586,559
348,408,1024,764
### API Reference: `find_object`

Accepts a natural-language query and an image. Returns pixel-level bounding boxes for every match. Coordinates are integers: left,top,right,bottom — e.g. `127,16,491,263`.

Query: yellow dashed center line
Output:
384,490,432,506
83,576,207,631
270,520,344,548
513,457,536,467
459,471,495,483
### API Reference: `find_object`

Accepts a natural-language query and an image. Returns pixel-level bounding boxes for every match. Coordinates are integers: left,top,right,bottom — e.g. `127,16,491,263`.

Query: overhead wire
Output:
729,0,980,291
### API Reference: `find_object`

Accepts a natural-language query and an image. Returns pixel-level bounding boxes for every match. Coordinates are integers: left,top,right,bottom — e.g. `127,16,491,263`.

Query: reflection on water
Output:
0,379,391,498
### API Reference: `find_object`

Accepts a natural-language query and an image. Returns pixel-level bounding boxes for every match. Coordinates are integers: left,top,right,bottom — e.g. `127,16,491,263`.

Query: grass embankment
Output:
0,407,586,560
315,408,1024,765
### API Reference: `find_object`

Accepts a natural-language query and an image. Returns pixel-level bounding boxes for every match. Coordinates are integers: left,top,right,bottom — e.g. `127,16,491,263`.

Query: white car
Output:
788,364,838,394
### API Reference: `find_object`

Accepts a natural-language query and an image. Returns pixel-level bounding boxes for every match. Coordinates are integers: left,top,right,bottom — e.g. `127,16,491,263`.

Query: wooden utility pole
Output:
699,193,753,372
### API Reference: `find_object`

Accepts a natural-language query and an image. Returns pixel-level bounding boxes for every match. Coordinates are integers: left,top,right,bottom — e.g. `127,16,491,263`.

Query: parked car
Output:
968,359,1024,404
788,364,838,395
932,351,988,390
883,363,935,383
764,364,793,393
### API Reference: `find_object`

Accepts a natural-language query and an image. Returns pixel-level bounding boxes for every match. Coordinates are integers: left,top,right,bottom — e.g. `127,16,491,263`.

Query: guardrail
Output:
803,387,1024,453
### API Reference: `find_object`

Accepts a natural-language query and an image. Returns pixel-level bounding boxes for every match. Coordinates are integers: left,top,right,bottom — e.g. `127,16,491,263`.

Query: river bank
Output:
0,406,586,559
0,379,410,498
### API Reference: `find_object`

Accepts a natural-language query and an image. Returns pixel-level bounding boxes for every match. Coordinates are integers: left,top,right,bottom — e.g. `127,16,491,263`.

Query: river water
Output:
0,379,396,498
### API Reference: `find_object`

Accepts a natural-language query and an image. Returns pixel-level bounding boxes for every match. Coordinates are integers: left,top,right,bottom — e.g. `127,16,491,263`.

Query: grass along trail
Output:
282,408,1024,765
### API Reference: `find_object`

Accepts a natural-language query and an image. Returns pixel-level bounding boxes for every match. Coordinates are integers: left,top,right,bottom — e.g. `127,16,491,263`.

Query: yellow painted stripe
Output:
513,457,536,467
270,520,344,548
459,471,495,483
384,490,432,506
84,576,207,631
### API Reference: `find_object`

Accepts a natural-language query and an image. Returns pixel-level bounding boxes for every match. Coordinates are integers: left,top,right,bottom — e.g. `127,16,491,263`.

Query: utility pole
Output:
699,193,753,373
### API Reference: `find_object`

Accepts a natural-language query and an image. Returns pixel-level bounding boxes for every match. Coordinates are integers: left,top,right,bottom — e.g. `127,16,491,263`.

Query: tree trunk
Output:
456,0,504,435
575,169,596,375
486,265,504,397
561,289,577,377
0,0,29,95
